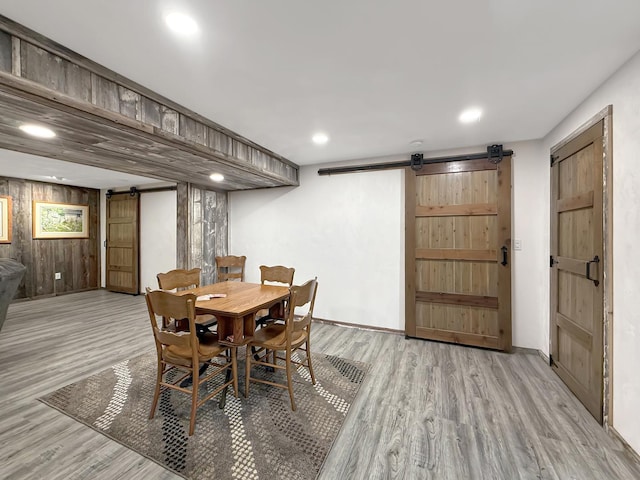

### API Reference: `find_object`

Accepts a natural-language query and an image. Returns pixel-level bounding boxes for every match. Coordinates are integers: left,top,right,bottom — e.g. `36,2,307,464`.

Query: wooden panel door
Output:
106,193,139,294
550,121,604,423
405,156,512,351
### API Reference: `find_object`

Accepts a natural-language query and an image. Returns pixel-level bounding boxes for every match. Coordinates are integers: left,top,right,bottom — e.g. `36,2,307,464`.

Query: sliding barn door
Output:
106,192,140,294
405,156,512,351
550,120,604,423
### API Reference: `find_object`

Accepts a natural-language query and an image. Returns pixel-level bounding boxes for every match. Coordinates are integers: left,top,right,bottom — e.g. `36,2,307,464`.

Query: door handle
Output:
585,255,600,286
500,246,508,266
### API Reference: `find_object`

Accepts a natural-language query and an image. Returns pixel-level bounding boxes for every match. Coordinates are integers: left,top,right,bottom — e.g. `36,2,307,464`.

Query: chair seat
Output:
251,324,307,349
163,332,224,366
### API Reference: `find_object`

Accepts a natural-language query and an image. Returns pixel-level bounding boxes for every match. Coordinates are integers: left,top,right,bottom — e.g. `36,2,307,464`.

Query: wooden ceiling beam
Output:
0,16,299,191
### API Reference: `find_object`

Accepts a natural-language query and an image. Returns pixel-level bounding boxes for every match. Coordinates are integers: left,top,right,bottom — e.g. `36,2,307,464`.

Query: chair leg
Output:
306,341,316,385
149,359,163,419
245,345,252,398
189,366,199,436
286,350,296,411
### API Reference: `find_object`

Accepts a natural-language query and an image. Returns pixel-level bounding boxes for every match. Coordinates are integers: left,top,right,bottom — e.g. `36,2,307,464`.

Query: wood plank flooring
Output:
0,290,638,479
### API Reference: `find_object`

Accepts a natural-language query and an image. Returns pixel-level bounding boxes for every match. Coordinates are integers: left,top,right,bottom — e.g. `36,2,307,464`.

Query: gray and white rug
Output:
39,351,368,480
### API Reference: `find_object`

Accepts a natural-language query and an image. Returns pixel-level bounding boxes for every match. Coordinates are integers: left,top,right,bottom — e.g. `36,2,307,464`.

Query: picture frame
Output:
0,195,11,243
32,201,89,239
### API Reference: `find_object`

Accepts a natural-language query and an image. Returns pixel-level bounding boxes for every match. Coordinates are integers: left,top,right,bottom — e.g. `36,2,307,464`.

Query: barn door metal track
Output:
317,144,511,176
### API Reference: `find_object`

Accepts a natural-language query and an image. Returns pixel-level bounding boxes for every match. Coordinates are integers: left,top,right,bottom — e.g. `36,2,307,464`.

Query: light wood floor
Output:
1,290,639,479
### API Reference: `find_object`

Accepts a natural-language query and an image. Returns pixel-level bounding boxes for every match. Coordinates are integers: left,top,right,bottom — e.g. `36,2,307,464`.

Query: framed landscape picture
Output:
33,201,89,239
0,195,11,243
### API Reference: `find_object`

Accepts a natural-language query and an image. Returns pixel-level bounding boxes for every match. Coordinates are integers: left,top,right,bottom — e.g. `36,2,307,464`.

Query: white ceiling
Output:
1,0,640,173
0,149,165,189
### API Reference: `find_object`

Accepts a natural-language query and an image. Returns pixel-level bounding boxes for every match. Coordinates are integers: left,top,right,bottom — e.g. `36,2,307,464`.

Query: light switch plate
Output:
513,239,522,251
55,272,61,280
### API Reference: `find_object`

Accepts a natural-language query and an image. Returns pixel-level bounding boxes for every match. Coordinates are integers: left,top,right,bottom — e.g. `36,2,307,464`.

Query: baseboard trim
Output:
512,346,539,356
608,427,640,464
312,317,404,335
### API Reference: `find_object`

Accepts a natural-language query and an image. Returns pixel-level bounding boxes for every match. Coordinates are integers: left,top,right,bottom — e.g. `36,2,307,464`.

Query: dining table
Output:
180,281,290,347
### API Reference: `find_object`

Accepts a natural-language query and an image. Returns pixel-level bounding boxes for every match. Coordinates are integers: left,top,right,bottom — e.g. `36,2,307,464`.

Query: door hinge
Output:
549,354,553,366
550,255,557,267
550,154,557,166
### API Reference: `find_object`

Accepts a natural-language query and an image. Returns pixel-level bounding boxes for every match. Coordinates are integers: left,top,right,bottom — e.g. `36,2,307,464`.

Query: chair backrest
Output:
216,255,246,282
286,278,318,334
260,265,295,286
157,268,201,291
145,289,199,355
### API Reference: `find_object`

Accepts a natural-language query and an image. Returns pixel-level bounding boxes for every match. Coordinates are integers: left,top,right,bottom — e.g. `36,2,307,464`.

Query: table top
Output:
181,282,290,317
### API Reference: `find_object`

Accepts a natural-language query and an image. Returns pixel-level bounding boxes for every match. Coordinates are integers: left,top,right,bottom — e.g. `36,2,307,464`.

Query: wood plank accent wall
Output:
0,176,99,299
0,15,299,191
176,183,228,285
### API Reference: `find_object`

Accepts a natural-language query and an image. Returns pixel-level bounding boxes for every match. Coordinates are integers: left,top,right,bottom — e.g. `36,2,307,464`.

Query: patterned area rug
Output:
39,351,367,480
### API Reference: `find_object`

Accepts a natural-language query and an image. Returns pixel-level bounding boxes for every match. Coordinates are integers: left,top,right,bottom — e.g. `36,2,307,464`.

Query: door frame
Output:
549,105,613,427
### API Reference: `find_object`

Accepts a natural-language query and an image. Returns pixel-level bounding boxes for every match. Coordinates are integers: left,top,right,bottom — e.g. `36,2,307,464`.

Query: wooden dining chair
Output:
157,267,201,291
245,278,318,411
156,267,216,329
146,289,238,436
255,265,295,328
215,255,246,282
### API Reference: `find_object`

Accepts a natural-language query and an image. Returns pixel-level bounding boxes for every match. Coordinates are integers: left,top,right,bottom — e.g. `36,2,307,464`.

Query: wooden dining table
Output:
180,281,290,347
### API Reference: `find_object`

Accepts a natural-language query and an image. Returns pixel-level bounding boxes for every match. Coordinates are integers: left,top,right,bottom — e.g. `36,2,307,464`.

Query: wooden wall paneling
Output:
21,42,92,103
140,96,161,128
213,191,228,259
233,140,249,163
174,183,228,281
117,86,141,120
208,128,232,157
31,182,54,296
176,183,189,269
201,189,227,285
180,115,207,146
91,74,119,114
0,176,99,299
0,30,10,72
159,105,179,135
12,178,32,298
190,186,203,270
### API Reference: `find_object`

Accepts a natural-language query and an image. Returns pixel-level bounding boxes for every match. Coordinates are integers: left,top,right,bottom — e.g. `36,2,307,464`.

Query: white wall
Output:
230,165,405,330
510,140,547,350
542,50,640,455
100,189,177,293
139,191,177,292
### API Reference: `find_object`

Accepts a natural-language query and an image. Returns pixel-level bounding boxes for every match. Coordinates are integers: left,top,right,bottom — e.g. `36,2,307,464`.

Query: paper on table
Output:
196,293,227,301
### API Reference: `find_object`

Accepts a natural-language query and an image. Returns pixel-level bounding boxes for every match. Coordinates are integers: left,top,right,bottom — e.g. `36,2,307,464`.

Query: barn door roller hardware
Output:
317,144,512,176
105,186,177,198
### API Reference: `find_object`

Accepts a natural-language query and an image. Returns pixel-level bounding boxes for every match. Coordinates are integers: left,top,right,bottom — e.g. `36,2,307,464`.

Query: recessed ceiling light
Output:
459,108,482,124
410,140,423,147
165,12,199,35
209,173,224,182
312,133,329,145
19,124,56,138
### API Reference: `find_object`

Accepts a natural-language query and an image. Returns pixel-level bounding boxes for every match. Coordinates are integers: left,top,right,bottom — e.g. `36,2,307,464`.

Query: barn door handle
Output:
585,255,600,286
500,246,508,266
